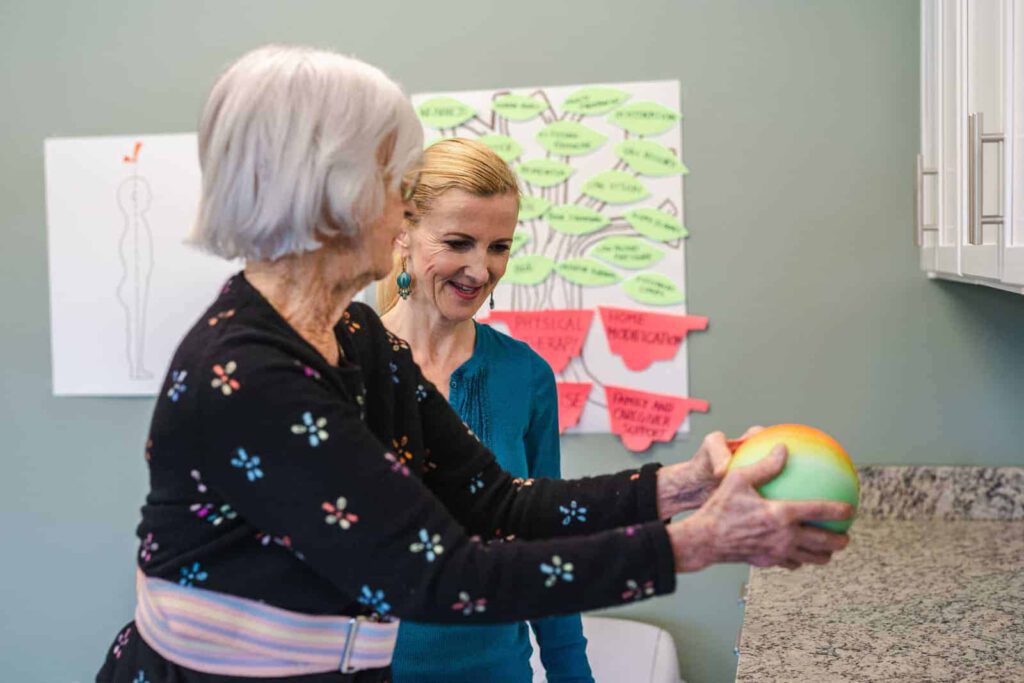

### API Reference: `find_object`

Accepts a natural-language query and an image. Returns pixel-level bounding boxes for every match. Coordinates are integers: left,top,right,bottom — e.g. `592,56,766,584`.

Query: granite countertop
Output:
735,467,1024,683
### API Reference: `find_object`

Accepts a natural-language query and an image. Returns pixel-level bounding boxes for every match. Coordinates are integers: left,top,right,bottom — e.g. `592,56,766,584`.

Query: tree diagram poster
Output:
44,133,239,396
412,81,709,451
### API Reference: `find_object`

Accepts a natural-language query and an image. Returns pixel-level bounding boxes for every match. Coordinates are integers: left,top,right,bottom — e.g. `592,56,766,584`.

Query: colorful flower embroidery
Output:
322,497,359,530
190,469,208,493
211,361,240,395
452,591,487,616
190,502,237,526
409,528,444,562
139,532,159,563
630,471,640,481
358,586,391,616
178,562,208,587
384,451,410,476
463,422,480,442
230,448,264,482
622,579,655,602
342,310,361,334
256,532,293,549
559,500,588,526
623,525,639,537
392,436,413,463
511,477,535,490
388,361,400,384
294,361,322,381
207,308,235,326
166,370,188,402
540,555,574,587
132,670,150,683
468,473,485,494
415,384,428,402
291,412,329,447
385,331,409,352
113,625,132,659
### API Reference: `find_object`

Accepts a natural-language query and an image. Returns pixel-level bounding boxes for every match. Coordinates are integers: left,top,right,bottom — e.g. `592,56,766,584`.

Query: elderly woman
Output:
378,138,593,682
98,45,851,683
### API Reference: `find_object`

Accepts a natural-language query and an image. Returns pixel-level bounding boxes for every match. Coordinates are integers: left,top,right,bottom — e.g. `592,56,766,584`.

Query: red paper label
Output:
598,307,708,371
604,385,709,452
555,382,593,433
480,310,594,374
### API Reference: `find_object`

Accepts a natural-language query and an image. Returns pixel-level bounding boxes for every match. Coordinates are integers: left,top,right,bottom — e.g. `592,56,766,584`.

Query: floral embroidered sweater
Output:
102,273,675,679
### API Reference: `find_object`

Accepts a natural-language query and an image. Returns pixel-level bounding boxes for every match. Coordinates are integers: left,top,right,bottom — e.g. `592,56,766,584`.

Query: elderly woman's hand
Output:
667,444,852,572
656,426,764,518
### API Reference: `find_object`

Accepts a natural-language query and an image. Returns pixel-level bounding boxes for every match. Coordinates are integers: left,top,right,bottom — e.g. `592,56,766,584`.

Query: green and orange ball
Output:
726,424,860,533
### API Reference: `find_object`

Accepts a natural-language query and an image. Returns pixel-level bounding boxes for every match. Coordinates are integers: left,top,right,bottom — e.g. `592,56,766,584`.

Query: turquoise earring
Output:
397,258,412,300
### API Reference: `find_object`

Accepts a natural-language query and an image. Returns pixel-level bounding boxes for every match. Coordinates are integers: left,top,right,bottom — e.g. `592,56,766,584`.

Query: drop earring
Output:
489,290,495,310
397,258,412,300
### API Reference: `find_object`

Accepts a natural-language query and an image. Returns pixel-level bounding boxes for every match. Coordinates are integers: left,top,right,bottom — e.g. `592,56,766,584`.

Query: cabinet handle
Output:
915,154,939,247
967,112,1005,246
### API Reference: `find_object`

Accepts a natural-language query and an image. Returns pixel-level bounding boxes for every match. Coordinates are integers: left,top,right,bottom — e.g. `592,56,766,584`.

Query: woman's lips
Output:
448,281,482,301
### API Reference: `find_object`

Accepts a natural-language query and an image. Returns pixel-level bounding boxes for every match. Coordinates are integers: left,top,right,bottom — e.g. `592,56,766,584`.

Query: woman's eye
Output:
491,244,511,253
445,240,472,251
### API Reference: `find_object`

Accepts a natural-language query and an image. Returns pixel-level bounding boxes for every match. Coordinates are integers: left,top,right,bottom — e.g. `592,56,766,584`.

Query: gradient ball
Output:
726,424,859,533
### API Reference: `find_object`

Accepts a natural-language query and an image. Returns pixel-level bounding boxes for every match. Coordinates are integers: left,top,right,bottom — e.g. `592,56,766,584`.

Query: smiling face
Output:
401,189,519,322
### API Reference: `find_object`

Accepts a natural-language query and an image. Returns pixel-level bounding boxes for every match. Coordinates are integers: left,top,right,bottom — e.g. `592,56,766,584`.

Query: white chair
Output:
529,615,685,683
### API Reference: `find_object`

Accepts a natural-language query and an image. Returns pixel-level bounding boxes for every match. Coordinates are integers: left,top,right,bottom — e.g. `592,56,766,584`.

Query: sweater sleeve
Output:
418,368,662,541
195,337,675,625
524,355,595,683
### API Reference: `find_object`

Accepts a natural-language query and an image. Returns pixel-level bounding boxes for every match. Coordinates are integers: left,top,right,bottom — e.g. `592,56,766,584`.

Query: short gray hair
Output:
189,45,423,261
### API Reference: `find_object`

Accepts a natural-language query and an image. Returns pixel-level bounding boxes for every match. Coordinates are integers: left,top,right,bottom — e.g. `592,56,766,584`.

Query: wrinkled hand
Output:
656,426,763,518
667,444,853,572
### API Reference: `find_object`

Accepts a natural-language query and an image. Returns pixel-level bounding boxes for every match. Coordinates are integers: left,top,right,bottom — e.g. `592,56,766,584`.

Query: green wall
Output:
2,1,1022,681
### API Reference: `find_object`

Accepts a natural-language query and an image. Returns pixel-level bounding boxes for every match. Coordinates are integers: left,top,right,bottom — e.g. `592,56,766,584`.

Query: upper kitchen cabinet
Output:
918,0,1024,294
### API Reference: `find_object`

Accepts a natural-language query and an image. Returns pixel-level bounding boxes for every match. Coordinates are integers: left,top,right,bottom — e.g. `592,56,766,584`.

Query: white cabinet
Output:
918,0,1024,294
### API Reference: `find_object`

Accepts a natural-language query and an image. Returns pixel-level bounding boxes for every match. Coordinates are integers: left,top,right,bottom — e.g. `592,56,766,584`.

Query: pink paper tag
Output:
598,307,708,371
556,382,593,433
604,385,710,452
480,310,594,374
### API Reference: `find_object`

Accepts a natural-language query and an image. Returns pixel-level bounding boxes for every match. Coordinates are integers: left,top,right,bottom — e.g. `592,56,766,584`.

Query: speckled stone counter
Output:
735,467,1024,683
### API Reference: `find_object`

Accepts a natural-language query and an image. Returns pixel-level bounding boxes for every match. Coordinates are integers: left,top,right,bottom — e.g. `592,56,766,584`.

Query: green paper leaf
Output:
546,205,611,235
623,207,689,242
518,195,552,221
562,86,631,116
503,255,555,285
510,230,531,255
417,97,476,130
609,101,681,136
581,170,650,204
517,159,575,188
479,134,523,162
556,258,623,287
614,140,688,177
492,94,547,122
590,236,666,270
536,121,608,156
622,273,685,306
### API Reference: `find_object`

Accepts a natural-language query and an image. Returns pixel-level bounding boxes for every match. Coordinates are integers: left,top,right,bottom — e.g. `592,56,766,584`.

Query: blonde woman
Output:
379,138,593,682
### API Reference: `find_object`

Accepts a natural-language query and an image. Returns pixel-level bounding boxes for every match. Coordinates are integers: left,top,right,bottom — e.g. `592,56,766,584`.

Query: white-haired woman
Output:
98,45,852,683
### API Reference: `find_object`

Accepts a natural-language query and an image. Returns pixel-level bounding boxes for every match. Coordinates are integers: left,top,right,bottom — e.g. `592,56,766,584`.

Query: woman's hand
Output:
656,426,764,518
667,444,853,572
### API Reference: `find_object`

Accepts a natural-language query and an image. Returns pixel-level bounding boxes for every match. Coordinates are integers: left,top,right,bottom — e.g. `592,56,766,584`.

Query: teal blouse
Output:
391,322,594,683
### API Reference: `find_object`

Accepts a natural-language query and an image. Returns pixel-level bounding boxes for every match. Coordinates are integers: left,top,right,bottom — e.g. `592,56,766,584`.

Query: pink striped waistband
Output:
134,569,399,677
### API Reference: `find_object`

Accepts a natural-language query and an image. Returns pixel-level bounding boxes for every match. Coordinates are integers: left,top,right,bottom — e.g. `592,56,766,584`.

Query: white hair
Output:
188,44,423,261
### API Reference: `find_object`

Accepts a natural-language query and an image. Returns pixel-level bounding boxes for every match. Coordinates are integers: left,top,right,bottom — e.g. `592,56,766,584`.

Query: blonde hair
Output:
188,44,423,261
376,138,520,313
